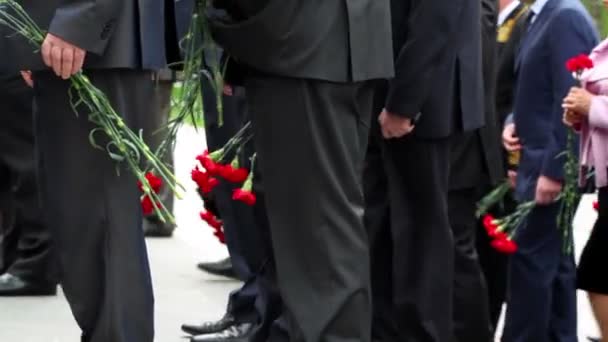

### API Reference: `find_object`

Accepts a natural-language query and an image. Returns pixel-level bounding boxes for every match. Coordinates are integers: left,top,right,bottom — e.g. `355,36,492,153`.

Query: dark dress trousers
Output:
208,1,393,341
447,0,501,341
1,1,184,341
200,55,287,341
363,0,470,341
0,74,54,285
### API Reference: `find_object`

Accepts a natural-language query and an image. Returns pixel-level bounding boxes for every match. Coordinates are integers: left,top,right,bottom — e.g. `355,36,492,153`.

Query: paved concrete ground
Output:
0,126,602,341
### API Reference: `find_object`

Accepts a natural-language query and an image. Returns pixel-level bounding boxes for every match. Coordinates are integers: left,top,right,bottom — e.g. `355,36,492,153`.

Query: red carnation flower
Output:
218,164,235,180
566,54,594,73
482,215,498,235
228,168,249,183
199,211,225,244
213,230,226,244
491,237,518,254
196,150,223,176
593,201,599,211
200,210,215,222
200,210,222,229
141,195,160,215
204,177,220,194
233,189,256,206
191,167,219,194
138,172,162,194
491,231,508,240
219,164,249,183
191,167,208,188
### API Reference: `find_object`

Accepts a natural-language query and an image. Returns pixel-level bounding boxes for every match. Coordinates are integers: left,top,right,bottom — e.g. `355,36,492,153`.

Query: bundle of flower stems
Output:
0,0,181,223
155,0,226,161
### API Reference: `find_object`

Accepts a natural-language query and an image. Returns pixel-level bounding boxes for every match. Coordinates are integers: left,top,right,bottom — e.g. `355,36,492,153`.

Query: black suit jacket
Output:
206,0,394,82
496,3,528,124
0,0,185,73
449,0,503,190
384,0,479,140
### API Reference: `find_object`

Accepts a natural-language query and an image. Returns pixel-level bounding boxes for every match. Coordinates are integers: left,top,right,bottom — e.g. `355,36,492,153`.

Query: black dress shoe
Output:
0,274,57,296
197,258,237,279
182,314,236,335
190,323,253,342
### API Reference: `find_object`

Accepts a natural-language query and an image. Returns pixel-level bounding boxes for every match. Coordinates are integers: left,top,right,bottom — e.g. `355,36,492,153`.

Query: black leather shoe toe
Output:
190,323,253,342
196,258,237,279
182,314,236,335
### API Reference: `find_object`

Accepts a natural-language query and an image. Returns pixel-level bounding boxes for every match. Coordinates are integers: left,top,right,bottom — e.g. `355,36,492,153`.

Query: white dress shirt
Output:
498,0,522,26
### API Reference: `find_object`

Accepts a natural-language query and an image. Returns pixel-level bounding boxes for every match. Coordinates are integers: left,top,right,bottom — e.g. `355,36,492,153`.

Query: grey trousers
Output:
247,75,374,342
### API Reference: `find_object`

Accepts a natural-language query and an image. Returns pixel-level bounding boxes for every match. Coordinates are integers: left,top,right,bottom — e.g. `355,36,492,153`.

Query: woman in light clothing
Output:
563,2,608,338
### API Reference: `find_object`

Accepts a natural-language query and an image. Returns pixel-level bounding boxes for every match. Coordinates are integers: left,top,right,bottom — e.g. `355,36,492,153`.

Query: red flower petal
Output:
218,164,235,180
566,55,594,72
200,211,214,222
141,195,156,215
191,167,209,187
201,177,219,194
138,172,162,193
228,168,249,183
491,231,508,240
491,238,518,254
197,150,220,175
214,230,226,244
232,189,256,206
482,215,498,235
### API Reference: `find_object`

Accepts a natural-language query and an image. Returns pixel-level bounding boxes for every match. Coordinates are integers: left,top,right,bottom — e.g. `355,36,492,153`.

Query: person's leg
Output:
383,136,453,342
0,74,55,291
578,187,608,342
5,161,55,286
364,119,396,341
589,293,608,340
502,203,576,342
33,70,154,342
549,250,577,342
249,76,373,342
449,188,492,342
476,195,513,331
185,84,280,340
0,163,14,275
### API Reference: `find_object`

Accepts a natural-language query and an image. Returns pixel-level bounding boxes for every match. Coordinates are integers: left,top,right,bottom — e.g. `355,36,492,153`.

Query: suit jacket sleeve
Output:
542,9,597,181
48,0,125,55
385,0,463,118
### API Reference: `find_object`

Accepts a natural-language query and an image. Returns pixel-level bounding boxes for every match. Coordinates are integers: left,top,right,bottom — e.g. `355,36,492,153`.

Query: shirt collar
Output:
530,0,550,17
498,1,521,26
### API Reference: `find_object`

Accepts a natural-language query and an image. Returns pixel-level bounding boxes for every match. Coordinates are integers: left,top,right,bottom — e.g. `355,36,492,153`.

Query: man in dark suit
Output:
0,1,184,340
0,73,56,295
363,1,477,341
501,0,598,340
182,54,287,342
207,1,394,340
475,0,528,331
447,0,502,340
